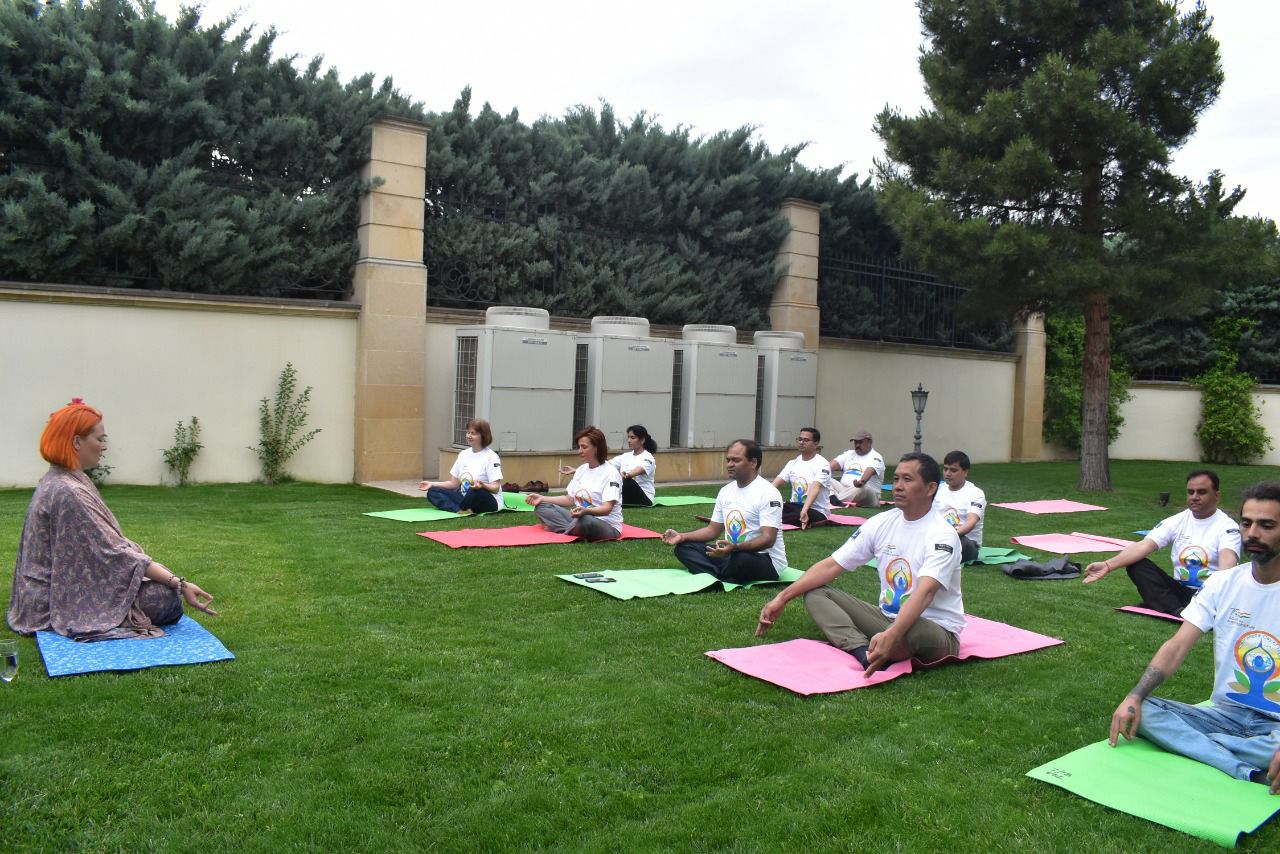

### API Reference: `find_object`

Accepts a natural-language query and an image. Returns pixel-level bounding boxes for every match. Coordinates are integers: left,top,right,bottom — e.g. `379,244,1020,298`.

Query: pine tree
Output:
875,1,1275,489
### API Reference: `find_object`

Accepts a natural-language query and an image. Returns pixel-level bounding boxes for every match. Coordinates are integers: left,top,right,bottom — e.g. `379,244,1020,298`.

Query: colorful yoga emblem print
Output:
1226,630,1280,713
573,489,595,509
791,478,809,504
725,508,747,545
941,507,961,529
879,557,913,615
1174,544,1211,585
458,473,474,496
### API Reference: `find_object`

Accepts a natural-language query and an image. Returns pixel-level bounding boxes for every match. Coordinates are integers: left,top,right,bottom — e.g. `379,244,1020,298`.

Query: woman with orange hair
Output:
7,399,218,641
525,426,623,541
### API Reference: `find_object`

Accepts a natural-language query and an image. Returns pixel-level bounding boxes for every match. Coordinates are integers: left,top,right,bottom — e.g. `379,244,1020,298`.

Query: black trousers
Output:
673,541,778,585
781,502,827,527
1127,558,1195,615
620,479,652,507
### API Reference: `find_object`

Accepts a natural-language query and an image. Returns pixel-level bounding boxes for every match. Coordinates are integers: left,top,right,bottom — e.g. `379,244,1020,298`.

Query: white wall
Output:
1110,382,1280,465
0,286,358,487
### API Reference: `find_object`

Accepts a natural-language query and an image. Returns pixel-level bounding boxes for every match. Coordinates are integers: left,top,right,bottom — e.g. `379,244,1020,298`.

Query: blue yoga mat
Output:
36,615,235,677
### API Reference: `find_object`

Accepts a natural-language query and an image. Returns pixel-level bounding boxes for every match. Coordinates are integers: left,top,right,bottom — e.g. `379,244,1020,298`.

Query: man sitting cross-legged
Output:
1083,469,1241,615
756,452,965,674
661,439,787,585
830,430,885,509
932,450,986,564
1109,480,1280,793
771,427,833,529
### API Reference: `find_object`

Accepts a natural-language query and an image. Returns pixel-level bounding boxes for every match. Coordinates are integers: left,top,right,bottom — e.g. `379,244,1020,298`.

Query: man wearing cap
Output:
831,431,885,509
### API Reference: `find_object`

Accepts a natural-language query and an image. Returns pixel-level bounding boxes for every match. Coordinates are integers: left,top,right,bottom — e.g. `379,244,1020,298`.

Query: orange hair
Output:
40,398,102,469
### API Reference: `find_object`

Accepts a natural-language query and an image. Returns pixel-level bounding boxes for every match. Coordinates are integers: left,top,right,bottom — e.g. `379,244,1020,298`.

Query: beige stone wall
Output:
1110,383,1280,465
0,284,357,487
814,338,1018,465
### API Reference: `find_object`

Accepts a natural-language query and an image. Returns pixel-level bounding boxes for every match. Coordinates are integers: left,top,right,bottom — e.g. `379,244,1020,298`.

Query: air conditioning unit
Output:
579,316,674,447
753,331,817,446
673,325,758,448
452,306,576,451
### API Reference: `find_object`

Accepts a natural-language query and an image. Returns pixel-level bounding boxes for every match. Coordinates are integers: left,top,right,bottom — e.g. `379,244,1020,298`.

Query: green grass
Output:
2,460,1279,851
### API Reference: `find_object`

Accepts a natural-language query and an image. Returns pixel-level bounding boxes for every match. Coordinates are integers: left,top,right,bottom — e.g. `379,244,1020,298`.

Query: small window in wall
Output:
572,342,589,433
453,335,478,446
669,349,684,448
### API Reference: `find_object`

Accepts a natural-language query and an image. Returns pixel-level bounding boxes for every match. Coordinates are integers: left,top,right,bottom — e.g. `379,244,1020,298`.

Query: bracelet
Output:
1102,561,1112,572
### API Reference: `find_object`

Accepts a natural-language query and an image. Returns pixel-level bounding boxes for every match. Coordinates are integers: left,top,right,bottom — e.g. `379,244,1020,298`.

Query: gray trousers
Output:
834,482,880,507
802,586,959,663
534,503,620,541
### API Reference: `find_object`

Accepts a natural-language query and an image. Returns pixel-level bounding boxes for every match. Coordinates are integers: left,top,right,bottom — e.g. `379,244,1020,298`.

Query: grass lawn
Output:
3,459,1280,851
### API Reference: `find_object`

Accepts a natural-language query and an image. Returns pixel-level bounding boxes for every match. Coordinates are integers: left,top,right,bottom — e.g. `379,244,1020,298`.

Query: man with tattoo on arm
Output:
1110,481,1280,792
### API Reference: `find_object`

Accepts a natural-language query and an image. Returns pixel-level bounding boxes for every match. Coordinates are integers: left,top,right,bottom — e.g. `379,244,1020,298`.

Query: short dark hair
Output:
943,450,971,470
1241,481,1280,505
731,438,763,468
898,452,941,485
1187,469,1220,491
574,425,608,464
467,419,493,447
800,427,820,444
626,424,658,454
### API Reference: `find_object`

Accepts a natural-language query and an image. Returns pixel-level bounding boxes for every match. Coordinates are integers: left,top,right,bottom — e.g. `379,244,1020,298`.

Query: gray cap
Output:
850,430,872,441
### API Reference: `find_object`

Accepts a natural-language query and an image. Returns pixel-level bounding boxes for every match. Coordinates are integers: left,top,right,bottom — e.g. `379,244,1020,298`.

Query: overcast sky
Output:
153,0,1279,221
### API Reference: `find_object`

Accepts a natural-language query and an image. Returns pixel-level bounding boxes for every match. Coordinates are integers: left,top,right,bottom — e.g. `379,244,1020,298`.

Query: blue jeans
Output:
1138,696,1280,780
426,486,498,514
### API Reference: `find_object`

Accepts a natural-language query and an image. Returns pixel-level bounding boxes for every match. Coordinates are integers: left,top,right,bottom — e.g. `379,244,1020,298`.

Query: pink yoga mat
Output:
1009,532,1136,554
417,523,661,548
705,615,1064,695
992,499,1108,514
781,514,868,531
1117,605,1184,623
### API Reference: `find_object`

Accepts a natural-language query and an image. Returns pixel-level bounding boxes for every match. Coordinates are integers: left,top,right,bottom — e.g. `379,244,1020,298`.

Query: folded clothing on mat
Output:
36,615,234,677
1027,736,1280,847
1001,555,1082,580
705,615,1063,695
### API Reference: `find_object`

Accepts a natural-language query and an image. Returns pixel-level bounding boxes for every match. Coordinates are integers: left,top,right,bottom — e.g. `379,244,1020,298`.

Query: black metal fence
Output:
817,254,1014,352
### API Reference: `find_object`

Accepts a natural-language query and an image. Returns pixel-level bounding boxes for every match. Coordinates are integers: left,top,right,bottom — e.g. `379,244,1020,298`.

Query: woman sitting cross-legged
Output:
610,423,657,507
7,399,218,642
526,426,622,541
418,419,504,514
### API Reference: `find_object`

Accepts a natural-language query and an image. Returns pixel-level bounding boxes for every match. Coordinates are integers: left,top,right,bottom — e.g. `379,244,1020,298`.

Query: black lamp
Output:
911,383,929,453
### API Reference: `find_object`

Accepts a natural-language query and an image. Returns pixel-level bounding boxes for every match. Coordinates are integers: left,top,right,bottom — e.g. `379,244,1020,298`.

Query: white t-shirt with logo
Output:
450,447,504,504
1146,508,1242,589
567,462,624,533
610,450,657,501
831,508,966,636
1182,563,1280,720
832,447,885,493
933,481,986,546
711,475,787,570
777,454,834,516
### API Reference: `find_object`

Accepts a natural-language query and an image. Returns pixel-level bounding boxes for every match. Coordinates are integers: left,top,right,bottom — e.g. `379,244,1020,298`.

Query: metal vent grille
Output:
755,354,765,444
572,342,589,433
453,335,478,446
669,349,684,448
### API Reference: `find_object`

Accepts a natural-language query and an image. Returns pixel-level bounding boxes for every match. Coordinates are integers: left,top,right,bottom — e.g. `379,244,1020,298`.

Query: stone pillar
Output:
351,117,430,482
769,198,821,348
1011,312,1046,461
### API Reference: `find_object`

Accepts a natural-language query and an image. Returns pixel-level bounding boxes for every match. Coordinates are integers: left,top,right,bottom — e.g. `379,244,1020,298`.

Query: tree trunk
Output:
1079,291,1112,490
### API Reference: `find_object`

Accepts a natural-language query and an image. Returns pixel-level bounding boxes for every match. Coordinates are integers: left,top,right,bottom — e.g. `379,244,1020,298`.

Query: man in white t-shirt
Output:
933,450,986,563
771,427,833,529
662,439,786,585
1108,481,1280,791
1083,469,1241,615
756,452,965,674
831,430,885,508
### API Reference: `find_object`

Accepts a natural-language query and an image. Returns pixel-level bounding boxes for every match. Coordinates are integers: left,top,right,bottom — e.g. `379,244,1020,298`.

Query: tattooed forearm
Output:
1130,666,1166,700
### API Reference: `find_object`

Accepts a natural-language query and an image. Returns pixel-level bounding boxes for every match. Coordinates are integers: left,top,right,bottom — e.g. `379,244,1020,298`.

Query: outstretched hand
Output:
1082,561,1111,584
182,581,218,616
1109,695,1142,746
756,597,785,637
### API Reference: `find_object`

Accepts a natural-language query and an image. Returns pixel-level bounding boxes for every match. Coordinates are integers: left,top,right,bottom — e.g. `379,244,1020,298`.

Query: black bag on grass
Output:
1001,555,1081,580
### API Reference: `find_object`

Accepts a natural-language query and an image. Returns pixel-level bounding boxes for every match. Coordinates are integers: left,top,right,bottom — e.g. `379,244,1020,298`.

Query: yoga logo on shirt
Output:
725,508,747,544
459,474,474,495
573,489,595,509
879,558,913,615
791,478,809,504
941,507,961,528
1226,630,1280,713
1174,545,1211,585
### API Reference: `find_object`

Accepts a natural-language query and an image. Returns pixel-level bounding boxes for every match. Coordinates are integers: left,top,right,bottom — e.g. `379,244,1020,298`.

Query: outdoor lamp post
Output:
911,383,929,453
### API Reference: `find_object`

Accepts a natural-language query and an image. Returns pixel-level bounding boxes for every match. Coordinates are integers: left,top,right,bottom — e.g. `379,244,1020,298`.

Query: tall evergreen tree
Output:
875,1,1274,489
0,0,421,296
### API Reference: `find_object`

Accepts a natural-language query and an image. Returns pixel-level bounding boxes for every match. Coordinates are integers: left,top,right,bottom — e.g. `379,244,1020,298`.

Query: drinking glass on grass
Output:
0,639,17,683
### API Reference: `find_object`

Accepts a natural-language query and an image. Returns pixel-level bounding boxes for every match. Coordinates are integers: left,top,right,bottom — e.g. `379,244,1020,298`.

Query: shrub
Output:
1192,319,1272,464
162,416,203,486
250,364,321,485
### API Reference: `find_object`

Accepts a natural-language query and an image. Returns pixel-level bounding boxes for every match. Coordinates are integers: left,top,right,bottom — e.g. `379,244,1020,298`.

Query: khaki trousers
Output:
802,585,959,663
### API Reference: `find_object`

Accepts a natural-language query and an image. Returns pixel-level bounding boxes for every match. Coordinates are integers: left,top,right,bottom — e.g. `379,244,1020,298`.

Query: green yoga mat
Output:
863,547,1029,570
364,506,462,522
647,495,716,507
558,567,805,600
1028,737,1280,847
501,492,535,511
